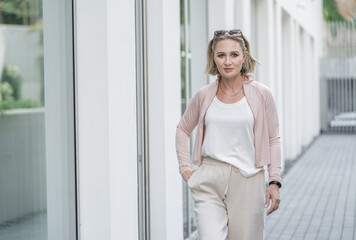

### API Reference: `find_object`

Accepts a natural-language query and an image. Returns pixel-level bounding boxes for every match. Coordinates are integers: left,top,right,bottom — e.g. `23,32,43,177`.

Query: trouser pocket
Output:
187,166,200,188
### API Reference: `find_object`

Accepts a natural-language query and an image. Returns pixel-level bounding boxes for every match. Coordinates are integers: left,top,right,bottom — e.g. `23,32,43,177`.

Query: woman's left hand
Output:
265,184,280,216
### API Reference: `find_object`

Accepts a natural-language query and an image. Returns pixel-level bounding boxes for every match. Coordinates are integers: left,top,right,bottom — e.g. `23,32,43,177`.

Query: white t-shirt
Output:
201,95,263,177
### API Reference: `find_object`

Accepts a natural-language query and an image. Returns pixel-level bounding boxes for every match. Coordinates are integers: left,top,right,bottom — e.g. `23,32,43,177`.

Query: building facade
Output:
0,0,322,239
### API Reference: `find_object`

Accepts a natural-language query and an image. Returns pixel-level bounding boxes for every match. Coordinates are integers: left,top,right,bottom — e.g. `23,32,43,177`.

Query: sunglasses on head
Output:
214,29,242,37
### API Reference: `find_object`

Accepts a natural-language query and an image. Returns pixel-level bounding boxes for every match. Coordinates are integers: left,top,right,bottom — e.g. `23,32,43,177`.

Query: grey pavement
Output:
265,133,356,240
1,134,355,240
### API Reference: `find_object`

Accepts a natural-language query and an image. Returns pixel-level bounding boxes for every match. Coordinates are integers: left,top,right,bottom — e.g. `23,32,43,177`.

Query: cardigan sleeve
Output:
264,89,282,183
175,90,201,176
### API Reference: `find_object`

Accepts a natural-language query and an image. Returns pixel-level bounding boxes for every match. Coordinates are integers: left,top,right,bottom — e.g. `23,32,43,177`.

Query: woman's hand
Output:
182,169,196,182
265,184,280,216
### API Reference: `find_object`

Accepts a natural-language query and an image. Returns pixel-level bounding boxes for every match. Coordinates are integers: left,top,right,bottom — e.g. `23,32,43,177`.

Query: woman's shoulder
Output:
248,78,273,97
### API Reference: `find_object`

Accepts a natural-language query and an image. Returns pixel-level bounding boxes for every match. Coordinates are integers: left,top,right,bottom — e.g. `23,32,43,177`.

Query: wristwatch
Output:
269,181,282,188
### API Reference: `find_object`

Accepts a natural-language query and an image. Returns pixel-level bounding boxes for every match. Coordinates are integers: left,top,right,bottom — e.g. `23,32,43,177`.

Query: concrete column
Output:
207,0,236,37
304,32,314,145
313,35,321,136
294,23,303,155
107,0,138,239
76,0,110,238
266,0,275,88
235,0,251,37
274,1,285,170
251,0,274,86
282,11,295,160
146,0,183,239
76,0,138,239
299,28,308,147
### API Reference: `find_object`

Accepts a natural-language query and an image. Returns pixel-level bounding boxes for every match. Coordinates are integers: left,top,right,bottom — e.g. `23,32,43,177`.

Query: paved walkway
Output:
265,133,356,240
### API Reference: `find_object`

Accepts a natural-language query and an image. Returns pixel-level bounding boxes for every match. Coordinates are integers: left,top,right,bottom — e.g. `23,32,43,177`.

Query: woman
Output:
175,29,281,240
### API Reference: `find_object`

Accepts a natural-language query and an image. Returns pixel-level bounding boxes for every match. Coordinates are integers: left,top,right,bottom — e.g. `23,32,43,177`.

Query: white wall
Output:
235,0,252,37
266,1,320,163
277,0,320,38
190,0,210,91
73,0,322,239
273,1,285,169
281,11,297,159
228,0,322,163
208,0,236,38
76,0,138,239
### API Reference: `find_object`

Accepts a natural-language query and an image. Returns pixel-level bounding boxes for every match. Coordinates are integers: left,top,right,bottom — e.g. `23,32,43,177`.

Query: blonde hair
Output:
204,32,260,76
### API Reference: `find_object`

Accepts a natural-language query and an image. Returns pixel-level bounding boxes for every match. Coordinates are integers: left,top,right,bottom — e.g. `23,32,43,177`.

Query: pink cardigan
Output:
175,75,281,182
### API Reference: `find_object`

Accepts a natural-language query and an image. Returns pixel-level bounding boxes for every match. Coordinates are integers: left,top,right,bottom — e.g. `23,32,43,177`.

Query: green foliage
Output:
12,99,42,108
0,0,43,25
1,64,22,100
0,100,13,111
0,65,42,111
323,0,347,22
0,81,13,102
0,99,42,111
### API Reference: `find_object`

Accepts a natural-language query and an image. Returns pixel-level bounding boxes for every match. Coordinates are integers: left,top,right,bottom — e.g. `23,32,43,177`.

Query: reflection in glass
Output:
0,0,44,111
180,0,208,239
0,0,76,239
0,0,46,239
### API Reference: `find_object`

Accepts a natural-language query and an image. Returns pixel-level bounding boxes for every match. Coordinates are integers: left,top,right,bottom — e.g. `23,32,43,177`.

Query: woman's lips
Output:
224,68,234,72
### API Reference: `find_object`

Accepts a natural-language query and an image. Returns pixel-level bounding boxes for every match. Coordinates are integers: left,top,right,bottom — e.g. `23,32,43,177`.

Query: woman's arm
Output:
264,89,282,183
264,89,282,216
175,91,201,179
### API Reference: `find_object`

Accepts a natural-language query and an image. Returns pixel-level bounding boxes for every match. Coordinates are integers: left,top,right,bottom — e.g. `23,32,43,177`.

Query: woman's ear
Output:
242,51,248,63
244,51,248,59
212,52,216,63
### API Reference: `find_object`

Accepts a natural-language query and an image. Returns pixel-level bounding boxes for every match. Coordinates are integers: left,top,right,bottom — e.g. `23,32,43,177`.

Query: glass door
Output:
180,0,209,238
0,0,77,239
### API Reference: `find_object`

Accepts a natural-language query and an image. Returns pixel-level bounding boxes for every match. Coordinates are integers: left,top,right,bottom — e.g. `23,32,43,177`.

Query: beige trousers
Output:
187,156,265,240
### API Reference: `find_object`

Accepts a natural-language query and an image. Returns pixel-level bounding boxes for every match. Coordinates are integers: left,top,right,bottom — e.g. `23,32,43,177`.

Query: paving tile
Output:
1,134,354,240
265,134,356,240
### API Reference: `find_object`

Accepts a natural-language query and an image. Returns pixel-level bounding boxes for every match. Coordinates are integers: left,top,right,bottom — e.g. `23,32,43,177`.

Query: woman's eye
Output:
232,53,238,57
217,54,224,58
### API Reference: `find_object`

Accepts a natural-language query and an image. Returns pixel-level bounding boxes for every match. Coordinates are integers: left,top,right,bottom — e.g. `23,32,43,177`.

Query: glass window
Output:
180,0,208,239
0,0,76,239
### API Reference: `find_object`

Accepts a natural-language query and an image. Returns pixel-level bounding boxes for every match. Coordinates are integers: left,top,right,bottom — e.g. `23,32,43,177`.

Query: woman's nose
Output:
224,56,232,65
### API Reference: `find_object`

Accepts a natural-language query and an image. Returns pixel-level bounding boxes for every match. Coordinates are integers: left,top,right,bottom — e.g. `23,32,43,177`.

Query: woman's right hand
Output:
182,169,196,182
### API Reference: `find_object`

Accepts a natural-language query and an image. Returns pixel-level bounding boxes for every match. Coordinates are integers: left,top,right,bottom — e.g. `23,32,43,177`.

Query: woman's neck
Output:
219,75,245,91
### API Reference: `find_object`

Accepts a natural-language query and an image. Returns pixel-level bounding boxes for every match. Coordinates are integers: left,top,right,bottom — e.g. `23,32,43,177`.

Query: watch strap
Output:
269,181,282,188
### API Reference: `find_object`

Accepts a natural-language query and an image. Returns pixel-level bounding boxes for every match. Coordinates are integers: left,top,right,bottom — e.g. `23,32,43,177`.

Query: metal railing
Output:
320,21,356,133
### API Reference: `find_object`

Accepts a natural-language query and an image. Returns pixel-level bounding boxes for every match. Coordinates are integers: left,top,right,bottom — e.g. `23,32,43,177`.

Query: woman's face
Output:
213,39,246,80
